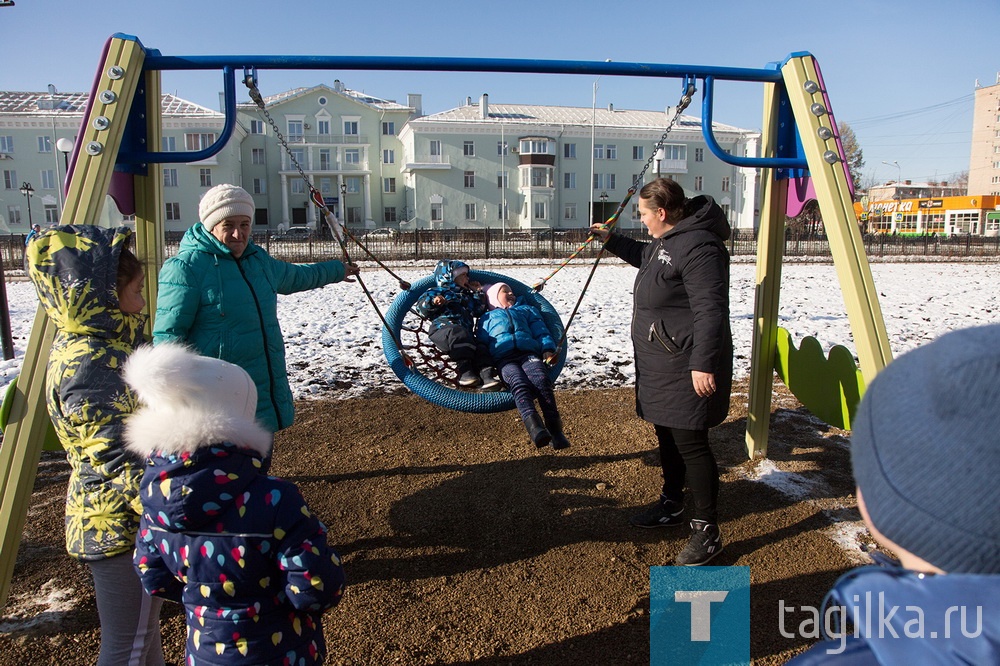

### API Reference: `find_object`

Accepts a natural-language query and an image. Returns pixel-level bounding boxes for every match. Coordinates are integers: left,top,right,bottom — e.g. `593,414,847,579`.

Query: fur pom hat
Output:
851,324,1000,574
486,282,510,309
198,183,255,231
122,343,271,458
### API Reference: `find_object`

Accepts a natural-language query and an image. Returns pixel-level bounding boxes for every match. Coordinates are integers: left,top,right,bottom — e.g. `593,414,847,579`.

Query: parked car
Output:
270,227,314,241
360,228,398,241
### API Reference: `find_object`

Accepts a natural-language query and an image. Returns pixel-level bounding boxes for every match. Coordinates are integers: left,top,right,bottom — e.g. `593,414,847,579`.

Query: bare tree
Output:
838,122,865,199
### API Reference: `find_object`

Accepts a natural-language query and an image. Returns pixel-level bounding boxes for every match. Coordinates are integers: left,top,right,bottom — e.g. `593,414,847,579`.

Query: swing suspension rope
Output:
539,81,698,359
243,69,414,368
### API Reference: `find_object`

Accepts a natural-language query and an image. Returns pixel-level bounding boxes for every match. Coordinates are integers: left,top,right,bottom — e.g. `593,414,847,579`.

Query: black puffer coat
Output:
604,195,733,430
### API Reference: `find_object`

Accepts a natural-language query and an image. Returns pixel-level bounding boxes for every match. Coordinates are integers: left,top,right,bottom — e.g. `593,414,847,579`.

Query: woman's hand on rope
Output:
691,370,716,398
589,223,612,242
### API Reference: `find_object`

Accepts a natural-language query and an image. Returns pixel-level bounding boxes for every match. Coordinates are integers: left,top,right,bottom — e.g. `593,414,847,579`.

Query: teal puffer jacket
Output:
152,224,348,432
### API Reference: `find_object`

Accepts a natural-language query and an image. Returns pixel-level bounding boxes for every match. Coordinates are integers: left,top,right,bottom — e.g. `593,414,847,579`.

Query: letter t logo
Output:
675,590,729,641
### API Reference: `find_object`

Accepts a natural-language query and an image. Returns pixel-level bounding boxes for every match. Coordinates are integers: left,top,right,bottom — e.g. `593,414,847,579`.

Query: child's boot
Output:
544,415,571,450
457,362,480,387
523,412,551,447
479,367,501,390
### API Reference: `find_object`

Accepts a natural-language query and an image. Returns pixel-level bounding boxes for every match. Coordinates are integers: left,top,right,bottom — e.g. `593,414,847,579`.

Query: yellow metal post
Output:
0,35,148,608
780,55,892,384
745,81,790,459
133,68,165,333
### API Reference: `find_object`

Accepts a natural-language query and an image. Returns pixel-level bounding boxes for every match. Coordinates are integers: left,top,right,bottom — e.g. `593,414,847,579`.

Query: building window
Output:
44,205,58,224
317,120,330,135
695,148,704,162
593,173,616,190
287,120,303,142
430,202,443,222
694,176,703,191
429,140,443,162
250,120,264,134
343,120,359,136
383,177,396,193
320,178,332,194
631,203,640,220
497,141,508,155
252,178,266,194
594,144,605,160
3,170,16,189
291,179,305,194
530,167,550,187
199,169,212,187
162,136,176,151
0,136,13,153
185,133,216,151
663,145,686,160
465,203,478,221
463,141,475,157
383,149,395,164
721,177,730,192
165,202,180,221
384,207,397,223
251,148,265,165
633,146,644,160
6,206,22,225
347,207,363,224
382,121,395,135
163,169,178,187
534,202,547,220
344,149,360,164
347,177,361,193
564,172,576,189
41,169,55,190
606,144,617,160
721,203,731,220
464,171,475,188
564,203,577,220
520,139,551,154
497,171,509,188
37,136,52,153
564,143,576,159
319,149,331,170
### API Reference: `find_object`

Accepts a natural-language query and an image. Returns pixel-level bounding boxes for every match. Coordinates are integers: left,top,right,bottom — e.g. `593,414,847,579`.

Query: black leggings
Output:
655,424,719,524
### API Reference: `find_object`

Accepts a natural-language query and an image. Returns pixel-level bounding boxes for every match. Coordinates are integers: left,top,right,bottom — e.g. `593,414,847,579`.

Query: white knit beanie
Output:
199,184,255,231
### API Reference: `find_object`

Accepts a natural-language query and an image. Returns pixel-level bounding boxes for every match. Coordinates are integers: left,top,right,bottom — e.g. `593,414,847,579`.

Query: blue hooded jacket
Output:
475,297,556,361
413,260,486,332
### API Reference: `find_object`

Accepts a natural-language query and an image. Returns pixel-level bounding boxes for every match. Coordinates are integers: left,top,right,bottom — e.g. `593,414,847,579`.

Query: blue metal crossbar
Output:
111,32,808,171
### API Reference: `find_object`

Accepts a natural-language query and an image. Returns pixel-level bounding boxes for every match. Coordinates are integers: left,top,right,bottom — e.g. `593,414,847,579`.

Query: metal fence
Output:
4,228,1000,274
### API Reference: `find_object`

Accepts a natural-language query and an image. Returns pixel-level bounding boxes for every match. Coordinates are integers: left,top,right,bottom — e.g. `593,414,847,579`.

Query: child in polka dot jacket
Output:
123,343,346,665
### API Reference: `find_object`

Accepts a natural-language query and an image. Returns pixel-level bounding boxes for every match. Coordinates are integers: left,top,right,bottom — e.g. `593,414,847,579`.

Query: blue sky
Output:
2,0,995,186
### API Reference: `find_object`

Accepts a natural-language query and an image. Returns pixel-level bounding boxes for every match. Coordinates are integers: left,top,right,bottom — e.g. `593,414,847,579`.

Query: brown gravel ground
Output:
0,379,875,665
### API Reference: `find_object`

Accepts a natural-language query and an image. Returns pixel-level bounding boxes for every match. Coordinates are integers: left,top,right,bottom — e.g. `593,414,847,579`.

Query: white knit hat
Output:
199,184,255,231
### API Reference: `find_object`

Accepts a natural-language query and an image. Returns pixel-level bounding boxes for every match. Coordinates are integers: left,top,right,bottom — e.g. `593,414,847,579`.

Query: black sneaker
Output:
629,496,684,528
675,520,724,566
458,369,481,387
479,367,501,390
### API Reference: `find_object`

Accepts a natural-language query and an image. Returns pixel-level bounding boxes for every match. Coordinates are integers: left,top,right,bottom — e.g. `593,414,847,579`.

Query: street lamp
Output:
339,182,347,223
599,191,608,223
56,137,74,172
19,182,34,228
881,160,901,184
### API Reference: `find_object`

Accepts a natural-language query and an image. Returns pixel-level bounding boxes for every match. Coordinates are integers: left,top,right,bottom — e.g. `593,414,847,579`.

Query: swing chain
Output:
243,75,316,197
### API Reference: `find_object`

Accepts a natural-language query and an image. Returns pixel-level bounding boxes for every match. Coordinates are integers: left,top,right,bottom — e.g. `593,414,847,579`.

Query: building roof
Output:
237,84,411,112
415,100,749,134
0,91,221,117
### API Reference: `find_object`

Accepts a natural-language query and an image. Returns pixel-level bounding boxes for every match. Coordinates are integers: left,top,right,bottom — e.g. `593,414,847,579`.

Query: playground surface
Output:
0,379,866,665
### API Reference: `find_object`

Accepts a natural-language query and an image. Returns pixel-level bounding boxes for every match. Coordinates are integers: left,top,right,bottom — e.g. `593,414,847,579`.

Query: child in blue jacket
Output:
123,343,346,665
414,259,498,388
476,282,570,449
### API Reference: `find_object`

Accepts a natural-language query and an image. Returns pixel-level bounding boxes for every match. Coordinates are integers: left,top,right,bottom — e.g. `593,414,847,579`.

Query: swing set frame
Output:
0,34,892,607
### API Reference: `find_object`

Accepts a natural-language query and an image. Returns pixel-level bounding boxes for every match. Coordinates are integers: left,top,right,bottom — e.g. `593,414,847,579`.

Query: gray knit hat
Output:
199,183,255,231
851,324,1000,574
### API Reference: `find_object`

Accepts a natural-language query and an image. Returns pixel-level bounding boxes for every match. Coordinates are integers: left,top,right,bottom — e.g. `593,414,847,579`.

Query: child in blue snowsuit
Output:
414,259,499,388
476,282,570,449
123,343,346,665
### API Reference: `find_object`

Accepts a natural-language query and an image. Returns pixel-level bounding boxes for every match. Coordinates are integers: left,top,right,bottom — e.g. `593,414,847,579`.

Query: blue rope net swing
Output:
382,270,567,413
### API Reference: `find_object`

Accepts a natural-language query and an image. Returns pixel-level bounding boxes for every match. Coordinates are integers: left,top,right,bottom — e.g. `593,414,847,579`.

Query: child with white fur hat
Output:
124,343,346,665
789,324,1000,664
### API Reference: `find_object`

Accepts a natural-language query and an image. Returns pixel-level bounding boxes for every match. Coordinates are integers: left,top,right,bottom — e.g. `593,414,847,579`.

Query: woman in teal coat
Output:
153,184,359,440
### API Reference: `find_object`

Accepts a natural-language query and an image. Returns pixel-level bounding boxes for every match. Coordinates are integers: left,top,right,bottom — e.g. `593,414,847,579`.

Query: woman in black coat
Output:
591,178,733,566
